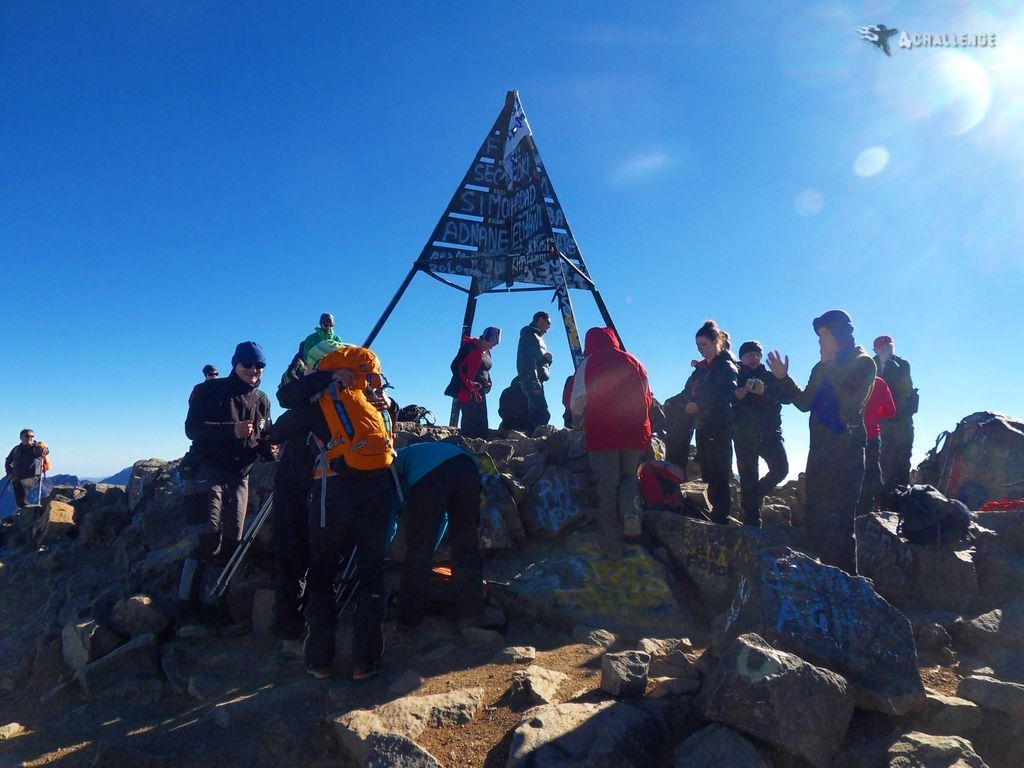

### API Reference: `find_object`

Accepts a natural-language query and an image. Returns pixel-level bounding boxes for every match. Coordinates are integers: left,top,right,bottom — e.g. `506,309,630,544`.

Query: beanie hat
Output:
320,313,334,327
305,339,345,368
738,340,762,357
481,327,502,344
202,364,217,376
873,335,893,349
231,341,266,368
812,309,855,345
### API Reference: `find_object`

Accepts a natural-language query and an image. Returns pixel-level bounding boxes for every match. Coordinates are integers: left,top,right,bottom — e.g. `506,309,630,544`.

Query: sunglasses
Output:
239,362,265,370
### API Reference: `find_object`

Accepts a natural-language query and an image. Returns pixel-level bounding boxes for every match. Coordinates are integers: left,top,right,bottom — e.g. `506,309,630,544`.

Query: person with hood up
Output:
768,309,876,574
682,320,738,524
445,327,501,439
570,327,652,555
300,313,341,361
516,311,554,432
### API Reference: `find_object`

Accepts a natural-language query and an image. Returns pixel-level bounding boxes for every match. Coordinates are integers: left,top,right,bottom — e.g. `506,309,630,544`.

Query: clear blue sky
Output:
2,2,1021,479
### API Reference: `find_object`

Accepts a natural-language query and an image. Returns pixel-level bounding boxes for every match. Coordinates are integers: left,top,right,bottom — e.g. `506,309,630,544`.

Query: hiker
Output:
4,430,49,509
768,309,876,575
445,326,501,439
661,393,694,470
182,341,274,583
277,345,395,681
873,335,917,492
570,327,652,554
392,442,484,629
498,376,529,432
517,311,554,432
300,312,341,361
858,376,896,515
682,320,738,524
733,340,789,527
188,364,219,405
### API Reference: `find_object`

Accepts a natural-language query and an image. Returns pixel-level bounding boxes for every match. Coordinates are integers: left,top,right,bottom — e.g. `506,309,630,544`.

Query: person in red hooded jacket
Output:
570,327,652,557
445,327,501,439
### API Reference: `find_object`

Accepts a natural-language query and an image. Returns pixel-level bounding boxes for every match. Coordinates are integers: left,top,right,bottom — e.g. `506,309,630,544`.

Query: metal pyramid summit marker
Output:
363,91,618,423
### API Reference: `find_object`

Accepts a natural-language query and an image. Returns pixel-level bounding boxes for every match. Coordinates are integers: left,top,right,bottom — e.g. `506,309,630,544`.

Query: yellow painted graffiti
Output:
552,542,674,618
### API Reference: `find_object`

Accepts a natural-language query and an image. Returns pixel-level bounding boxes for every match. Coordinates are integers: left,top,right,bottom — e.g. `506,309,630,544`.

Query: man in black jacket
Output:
5,430,48,508
733,341,789,527
183,341,273,578
873,335,917,492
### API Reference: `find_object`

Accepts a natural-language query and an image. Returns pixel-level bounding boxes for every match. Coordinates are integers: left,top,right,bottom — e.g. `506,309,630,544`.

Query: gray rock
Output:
573,626,616,648
110,595,170,638
76,633,160,698
636,637,677,658
672,724,770,768
952,600,1024,672
975,553,1024,602
601,650,650,698
0,722,26,741
363,733,443,768
332,687,484,764
650,676,701,698
509,665,568,706
885,731,987,767
521,466,589,537
699,633,854,768
91,742,172,767
912,692,983,737
495,646,537,664
718,548,926,715
62,619,125,673
507,700,665,768
957,675,1024,718
387,669,424,695
461,625,502,644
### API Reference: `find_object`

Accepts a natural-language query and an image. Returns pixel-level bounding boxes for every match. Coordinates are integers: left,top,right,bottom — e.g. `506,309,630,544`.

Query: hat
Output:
812,309,855,344
873,335,894,349
202,364,217,376
738,340,763,357
319,313,335,327
305,339,345,367
481,327,502,344
231,341,266,368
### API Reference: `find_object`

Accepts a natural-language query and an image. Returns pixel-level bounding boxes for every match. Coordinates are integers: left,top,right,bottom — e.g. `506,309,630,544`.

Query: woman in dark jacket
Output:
683,320,738,523
768,309,876,575
445,327,501,439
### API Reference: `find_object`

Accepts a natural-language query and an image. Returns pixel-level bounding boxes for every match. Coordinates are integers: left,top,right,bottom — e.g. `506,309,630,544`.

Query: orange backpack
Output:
314,346,395,474
36,441,52,474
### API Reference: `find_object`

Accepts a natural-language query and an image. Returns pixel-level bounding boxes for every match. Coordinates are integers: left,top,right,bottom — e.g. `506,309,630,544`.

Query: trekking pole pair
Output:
211,492,275,601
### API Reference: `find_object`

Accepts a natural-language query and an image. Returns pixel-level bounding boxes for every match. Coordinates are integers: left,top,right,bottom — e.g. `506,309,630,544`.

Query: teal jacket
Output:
389,442,475,546
301,327,341,361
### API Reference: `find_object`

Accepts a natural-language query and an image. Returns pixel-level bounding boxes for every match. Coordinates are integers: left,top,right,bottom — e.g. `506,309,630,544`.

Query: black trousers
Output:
399,455,483,626
305,471,394,671
696,427,733,524
459,396,489,439
12,477,37,508
664,410,694,469
272,471,311,635
734,425,789,526
805,426,865,575
880,418,914,491
857,435,882,516
523,383,550,432
185,465,249,566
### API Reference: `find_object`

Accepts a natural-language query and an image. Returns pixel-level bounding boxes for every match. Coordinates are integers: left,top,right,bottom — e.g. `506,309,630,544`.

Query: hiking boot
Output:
352,662,382,682
306,665,332,680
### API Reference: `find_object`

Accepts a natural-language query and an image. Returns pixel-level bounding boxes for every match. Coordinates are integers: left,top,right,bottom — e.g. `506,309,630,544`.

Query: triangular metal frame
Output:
363,91,619,423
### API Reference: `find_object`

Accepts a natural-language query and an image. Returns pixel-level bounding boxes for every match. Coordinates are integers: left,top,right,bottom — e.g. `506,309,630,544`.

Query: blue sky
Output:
2,2,1022,479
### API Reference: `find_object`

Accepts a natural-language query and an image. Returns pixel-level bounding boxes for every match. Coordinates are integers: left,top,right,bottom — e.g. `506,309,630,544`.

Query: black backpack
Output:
397,404,436,426
895,484,972,547
498,377,529,432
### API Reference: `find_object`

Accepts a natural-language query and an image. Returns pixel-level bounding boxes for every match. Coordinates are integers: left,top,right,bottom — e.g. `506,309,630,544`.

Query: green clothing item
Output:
301,327,341,361
516,324,551,389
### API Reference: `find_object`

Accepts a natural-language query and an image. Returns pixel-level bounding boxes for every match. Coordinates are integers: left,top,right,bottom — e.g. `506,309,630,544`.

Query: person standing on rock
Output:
768,310,876,575
188,364,219,405
873,335,917,493
4,429,48,509
682,320,738,524
517,311,554,433
733,340,789,527
392,442,484,628
858,376,896,515
570,327,652,554
182,341,274,595
300,312,341,362
445,326,501,439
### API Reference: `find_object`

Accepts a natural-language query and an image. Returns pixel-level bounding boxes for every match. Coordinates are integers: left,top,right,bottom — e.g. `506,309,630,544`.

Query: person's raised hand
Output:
233,421,254,438
767,351,789,380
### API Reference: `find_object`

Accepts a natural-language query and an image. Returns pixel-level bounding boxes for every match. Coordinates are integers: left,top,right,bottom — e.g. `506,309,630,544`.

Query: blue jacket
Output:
389,442,475,547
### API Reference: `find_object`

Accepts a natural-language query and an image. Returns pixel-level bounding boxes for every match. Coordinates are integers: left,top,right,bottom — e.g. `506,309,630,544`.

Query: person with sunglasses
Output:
181,341,274,606
4,429,48,509
188,364,220,405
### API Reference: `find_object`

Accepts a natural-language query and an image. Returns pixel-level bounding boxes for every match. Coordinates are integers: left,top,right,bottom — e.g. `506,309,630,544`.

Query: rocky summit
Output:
0,419,1022,767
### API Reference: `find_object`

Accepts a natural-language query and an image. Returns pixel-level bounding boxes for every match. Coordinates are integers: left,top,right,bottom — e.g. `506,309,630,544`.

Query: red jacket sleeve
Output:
456,342,483,402
874,378,897,419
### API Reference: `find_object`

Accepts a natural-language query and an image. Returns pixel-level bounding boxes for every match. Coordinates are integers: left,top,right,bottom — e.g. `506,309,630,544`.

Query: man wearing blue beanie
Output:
180,341,274,609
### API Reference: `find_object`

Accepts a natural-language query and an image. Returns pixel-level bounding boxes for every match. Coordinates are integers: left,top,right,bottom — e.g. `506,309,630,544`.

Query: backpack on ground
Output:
638,460,688,510
314,346,395,473
894,484,972,547
498,377,529,432
397,404,436,426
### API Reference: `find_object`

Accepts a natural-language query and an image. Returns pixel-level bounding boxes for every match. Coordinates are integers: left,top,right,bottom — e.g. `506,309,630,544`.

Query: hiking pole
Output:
334,545,360,616
211,492,274,601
